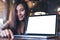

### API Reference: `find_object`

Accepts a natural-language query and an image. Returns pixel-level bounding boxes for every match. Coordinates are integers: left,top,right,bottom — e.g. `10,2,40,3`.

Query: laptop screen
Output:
25,14,57,36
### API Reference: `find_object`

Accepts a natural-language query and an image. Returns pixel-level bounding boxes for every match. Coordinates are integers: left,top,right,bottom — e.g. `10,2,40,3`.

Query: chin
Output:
19,18,24,21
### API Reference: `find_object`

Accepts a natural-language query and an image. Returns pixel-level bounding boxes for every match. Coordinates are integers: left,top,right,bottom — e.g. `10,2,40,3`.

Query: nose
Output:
18,11,21,15
18,13,22,16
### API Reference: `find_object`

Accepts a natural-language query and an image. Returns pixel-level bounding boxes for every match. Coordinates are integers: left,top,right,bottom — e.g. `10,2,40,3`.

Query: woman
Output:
0,1,29,39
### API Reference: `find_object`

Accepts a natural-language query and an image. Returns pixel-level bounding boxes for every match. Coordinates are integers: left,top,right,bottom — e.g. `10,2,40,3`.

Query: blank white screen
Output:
26,15,56,34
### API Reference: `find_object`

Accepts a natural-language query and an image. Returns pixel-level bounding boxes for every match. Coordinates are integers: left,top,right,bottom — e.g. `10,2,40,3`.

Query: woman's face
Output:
16,4,25,21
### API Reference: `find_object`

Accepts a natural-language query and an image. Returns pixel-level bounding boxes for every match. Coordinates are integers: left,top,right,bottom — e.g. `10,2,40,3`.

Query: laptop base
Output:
14,35,57,39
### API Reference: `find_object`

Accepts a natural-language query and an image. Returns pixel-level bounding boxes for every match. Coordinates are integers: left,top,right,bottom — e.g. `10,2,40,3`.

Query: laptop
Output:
14,14,58,39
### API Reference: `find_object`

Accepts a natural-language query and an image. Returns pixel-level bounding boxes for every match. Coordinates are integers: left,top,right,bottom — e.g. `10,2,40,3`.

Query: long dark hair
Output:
9,1,29,34
15,1,29,27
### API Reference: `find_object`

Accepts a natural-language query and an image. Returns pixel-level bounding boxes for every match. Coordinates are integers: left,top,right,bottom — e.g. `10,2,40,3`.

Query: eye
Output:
20,8,25,11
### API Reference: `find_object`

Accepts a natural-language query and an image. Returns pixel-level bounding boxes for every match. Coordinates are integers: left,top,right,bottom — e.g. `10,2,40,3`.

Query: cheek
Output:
22,10,25,15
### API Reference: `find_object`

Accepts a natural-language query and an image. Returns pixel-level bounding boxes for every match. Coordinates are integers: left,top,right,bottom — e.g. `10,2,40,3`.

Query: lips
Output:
18,15,24,18
18,15,25,20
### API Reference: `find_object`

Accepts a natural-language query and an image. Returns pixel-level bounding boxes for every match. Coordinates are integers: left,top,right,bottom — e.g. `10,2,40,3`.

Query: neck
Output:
20,21,24,25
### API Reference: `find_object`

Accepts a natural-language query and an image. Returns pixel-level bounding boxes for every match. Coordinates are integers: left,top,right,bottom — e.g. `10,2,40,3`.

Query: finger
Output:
0,31,4,37
2,31,7,37
5,29,10,38
8,29,14,39
0,32,3,37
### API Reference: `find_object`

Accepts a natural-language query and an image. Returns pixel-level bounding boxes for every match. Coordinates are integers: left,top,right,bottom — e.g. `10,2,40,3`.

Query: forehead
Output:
16,4,24,10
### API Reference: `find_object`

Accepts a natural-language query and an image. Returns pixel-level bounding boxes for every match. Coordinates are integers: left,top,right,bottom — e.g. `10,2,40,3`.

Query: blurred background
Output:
0,0,60,32
0,0,60,21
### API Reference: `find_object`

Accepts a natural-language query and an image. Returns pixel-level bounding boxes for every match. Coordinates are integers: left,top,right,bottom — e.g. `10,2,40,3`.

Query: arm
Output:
0,20,14,39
